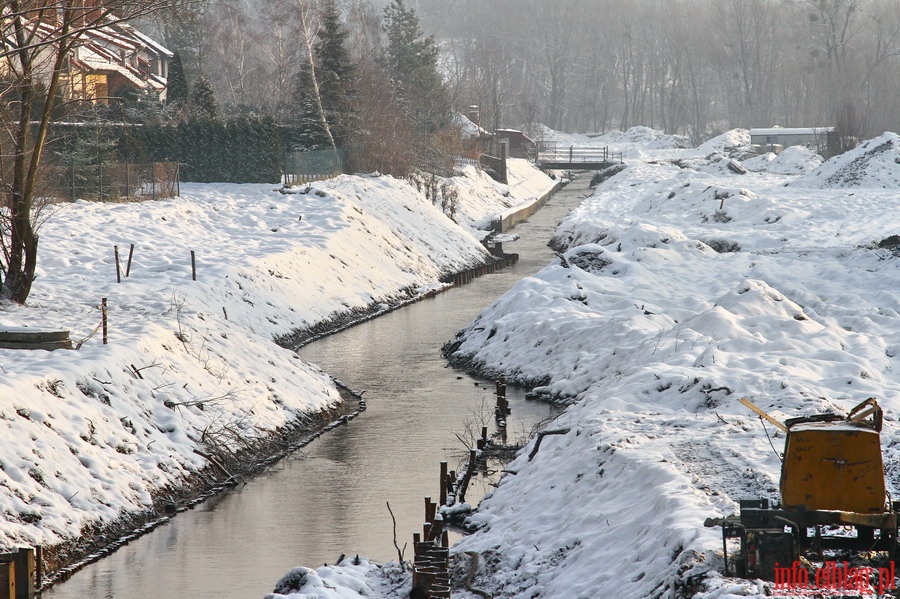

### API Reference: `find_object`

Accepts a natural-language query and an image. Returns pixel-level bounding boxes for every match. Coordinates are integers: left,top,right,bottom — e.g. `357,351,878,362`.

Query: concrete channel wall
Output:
492,180,564,233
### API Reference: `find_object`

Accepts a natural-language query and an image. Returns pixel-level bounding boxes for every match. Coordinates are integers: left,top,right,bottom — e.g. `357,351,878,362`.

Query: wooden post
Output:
16,548,32,599
114,245,121,283
0,548,34,599
0,561,13,599
101,298,108,345
457,449,478,503
125,244,134,278
425,497,435,525
439,462,448,506
495,376,509,420
34,547,40,592
190,251,196,281
427,516,443,543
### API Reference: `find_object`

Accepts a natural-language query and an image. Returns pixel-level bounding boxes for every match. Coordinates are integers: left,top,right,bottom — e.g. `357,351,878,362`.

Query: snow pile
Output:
448,159,558,234
442,131,900,598
791,131,900,188
532,125,594,146
591,126,686,148
744,145,823,175
0,166,556,552
696,129,751,154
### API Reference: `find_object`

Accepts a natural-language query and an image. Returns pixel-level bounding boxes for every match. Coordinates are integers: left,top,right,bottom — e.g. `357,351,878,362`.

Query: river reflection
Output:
43,176,590,599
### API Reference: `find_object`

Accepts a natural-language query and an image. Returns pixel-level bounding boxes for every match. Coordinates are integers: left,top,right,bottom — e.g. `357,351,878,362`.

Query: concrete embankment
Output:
491,179,564,232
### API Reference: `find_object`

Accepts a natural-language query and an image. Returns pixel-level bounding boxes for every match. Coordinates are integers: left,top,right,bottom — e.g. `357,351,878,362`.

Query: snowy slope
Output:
438,131,900,598
0,166,555,554
265,130,899,599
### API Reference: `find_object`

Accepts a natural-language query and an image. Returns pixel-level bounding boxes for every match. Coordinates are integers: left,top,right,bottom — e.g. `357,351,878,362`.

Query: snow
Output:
265,127,899,599
436,129,899,599
7,123,900,599
743,146,822,175
0,165,556,553
791,131,900,189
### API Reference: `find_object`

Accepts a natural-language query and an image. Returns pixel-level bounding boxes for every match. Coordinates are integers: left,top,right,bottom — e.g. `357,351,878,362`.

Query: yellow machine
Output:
707,398,897,580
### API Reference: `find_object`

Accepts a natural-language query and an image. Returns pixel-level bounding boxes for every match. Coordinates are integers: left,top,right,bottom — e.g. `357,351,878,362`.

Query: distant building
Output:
494,129,536,159
750,127,834,154
2,1,172,104
62,22,172,104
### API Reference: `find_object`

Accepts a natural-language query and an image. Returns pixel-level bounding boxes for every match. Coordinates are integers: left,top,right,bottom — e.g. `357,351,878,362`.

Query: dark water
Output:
43,176,590,599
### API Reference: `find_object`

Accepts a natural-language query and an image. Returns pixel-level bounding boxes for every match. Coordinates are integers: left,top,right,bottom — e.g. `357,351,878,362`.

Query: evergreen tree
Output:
381,0,450,132
292,65,334,151
166,51,190,111
314,0,356,148
190,75,219,120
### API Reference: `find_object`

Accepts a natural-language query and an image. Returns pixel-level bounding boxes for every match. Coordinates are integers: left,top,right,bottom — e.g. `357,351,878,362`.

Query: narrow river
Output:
43,175,590,599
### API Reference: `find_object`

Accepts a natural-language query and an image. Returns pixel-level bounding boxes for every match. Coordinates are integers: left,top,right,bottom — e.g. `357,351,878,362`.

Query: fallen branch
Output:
386,502,406,570
527,428,570,461
193,449,236,482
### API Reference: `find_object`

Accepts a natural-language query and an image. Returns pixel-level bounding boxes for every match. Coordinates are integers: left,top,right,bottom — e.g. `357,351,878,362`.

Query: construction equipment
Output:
706,397,898,580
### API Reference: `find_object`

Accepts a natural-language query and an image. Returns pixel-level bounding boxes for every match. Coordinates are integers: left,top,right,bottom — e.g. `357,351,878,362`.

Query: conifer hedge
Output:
126,116,282,183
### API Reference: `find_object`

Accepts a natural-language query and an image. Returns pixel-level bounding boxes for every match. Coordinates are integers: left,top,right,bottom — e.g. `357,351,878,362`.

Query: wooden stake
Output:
457,449,478,503
190,250,196,281
439,461,448,506
102,298,108,345
114,245,121,283
35,545,42,590
126,243,134,278
425,498,436,525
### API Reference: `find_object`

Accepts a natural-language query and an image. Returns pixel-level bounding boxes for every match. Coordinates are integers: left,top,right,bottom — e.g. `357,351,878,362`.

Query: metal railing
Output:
536,142,623,165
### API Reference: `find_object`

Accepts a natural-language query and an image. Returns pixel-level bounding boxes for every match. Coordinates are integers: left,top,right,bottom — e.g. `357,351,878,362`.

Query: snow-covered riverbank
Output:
0,160,555,569
268,130,900,599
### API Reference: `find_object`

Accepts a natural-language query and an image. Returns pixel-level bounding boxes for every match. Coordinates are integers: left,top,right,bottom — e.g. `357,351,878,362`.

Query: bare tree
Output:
257,1,304,117
204,0,262,111
0,0,188,304
711,0,783,128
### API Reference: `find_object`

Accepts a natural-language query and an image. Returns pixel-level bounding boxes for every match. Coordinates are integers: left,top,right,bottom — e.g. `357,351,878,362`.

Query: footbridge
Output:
536,143,623,170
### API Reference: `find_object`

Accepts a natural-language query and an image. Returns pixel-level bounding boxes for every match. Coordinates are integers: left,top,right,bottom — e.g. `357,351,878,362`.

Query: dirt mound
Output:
791,132,900,188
